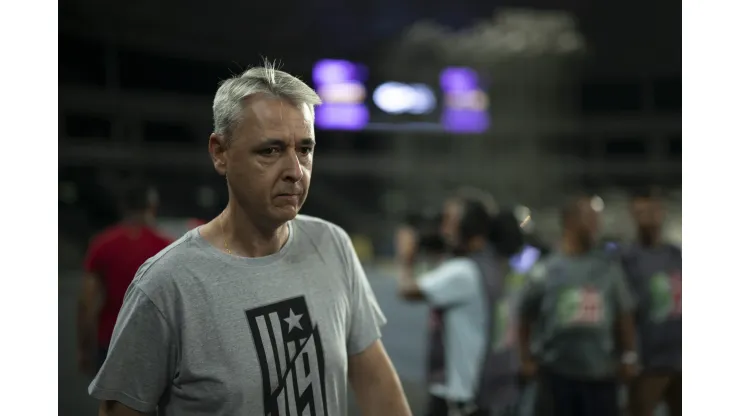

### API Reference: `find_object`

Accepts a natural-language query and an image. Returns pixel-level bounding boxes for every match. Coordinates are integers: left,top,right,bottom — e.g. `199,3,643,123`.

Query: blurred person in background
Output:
622,188,682,416
403,210,448,265
397,189,524,416
517,196,637,416
76,184,171,377
89,63,411,416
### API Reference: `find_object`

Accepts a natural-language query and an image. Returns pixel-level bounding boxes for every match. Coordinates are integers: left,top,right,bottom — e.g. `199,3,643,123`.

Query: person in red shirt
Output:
76,184,172,376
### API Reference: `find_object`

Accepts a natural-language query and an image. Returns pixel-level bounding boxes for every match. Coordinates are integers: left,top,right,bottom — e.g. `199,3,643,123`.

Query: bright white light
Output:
373,82,436,115
514,205,531,222
409,84,437,114
591,196,605,212
373,83,409,114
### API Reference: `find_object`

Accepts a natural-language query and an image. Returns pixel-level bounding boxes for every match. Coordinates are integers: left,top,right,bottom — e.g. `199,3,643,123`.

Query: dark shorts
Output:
629,370,681,416
533,370,619,416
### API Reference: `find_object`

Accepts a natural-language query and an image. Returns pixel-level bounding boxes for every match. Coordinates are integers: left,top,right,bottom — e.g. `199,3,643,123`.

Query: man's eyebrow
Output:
257,139,287,147
256,138,315,148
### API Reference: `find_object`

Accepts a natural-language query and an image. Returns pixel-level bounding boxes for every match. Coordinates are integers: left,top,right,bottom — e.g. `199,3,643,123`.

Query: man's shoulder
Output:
422,257,479,285
441,257,478,273
663,243,682,258
527,254,563,282
293,214,352,248
294,214,346,234
130,230,203,294
618,243,641,260
291,215,359,275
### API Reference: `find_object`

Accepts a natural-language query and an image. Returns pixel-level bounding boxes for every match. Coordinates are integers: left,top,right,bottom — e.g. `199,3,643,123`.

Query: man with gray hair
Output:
89,62,412,416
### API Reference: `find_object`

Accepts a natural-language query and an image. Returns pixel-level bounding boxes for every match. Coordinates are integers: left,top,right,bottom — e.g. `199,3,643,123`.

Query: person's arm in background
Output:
395,226,426,301
77,236,107,376
516,263,547,379
612,265,638,380
394,226,478,307
335,226,412,416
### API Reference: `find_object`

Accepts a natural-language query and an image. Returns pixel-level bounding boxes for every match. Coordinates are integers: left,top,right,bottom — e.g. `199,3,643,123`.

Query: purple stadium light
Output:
313,59,370,130
313,59,366,86
440,67,480,92
441,109,490,133
439,66,489,132
315,104,369,130
510,245,542,274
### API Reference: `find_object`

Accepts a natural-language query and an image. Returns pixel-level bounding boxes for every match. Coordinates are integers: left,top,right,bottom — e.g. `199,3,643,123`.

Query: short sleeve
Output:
518,262,547,320
88,285,177,413
417,258,479,307
337,229,387,356
611,265,635,313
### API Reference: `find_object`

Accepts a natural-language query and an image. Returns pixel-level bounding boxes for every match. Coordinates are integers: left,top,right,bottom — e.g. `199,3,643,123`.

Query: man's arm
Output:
517,318,535,364
349,340,412,416
616,312,637,354
516,264,546,377
331,225,409,414
89,285,176,414
394,227,477,306
98,401,148,416
612,267,638,359
78,272,103,348
78,234,108,375
399,259,479,309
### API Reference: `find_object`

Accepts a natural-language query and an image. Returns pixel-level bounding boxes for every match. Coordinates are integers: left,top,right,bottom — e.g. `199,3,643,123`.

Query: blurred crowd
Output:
393,186,680,416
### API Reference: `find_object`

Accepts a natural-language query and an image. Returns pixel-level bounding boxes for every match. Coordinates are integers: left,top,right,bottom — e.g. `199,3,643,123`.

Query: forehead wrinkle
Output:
247,98,315,141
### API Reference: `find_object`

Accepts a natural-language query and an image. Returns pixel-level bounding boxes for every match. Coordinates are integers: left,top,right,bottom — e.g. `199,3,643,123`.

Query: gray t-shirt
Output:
621,244,682,370
518,251,633,380
89,215,386,415
418,258,487,401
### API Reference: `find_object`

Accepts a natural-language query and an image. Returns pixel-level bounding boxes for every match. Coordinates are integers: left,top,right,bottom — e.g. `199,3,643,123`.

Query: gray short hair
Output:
212,61,322,140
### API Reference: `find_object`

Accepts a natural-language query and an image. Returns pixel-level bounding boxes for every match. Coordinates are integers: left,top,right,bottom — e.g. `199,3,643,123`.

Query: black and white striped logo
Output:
246,296,327,416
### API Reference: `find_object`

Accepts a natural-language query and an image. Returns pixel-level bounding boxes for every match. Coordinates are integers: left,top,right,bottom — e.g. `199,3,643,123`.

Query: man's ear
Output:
209,133,228,176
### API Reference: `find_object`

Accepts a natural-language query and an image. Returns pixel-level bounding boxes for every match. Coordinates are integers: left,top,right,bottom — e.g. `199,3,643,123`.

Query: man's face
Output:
440,199,463,249
573,199,601,248
209,95,315,226
631,197,664,231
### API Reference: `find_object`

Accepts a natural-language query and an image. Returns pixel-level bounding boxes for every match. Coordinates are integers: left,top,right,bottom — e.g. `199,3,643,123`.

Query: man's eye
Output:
300,147,314,155
260,148,279,155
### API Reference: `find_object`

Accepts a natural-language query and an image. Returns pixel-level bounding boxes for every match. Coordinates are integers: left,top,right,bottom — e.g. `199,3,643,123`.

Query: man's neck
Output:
637,229,661,248
467,236,486,253
561,235,588,256
221,202,290,258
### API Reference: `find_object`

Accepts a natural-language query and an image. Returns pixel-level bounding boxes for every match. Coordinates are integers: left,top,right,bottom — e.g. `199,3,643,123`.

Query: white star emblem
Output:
283,308,303,333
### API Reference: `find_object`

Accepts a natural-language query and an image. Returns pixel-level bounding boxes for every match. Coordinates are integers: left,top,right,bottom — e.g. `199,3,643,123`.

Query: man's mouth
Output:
276,193,300,203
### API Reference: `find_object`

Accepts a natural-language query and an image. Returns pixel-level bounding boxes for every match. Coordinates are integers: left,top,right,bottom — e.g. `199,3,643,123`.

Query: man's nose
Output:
281,148,304,183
